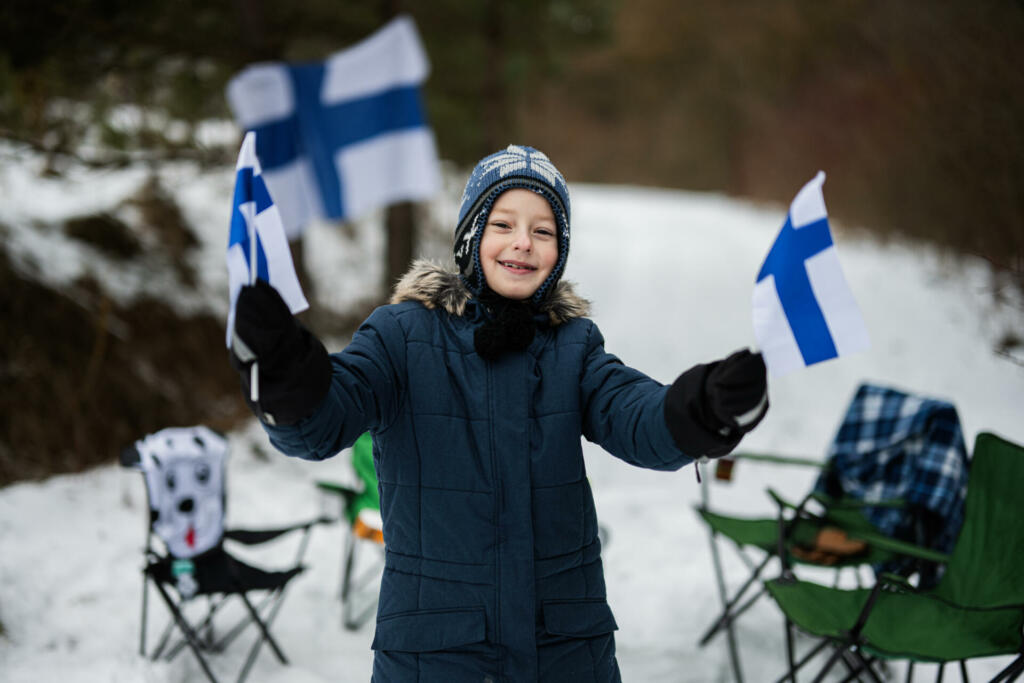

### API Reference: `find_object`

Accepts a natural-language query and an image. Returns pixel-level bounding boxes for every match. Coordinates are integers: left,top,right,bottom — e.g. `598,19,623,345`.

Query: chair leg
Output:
196,596,220,649
1009,657,1024,682
164,602,218,661
340,530,357,606
341,538,384,631
861,652,885,683
783,617,799,683
236,636,263,683
842,648,884,683
139,571,150,656
809,647,844,683
959,660,969,682
771,639,831,683
701,587,767,647
907,661,915,682
150,580,225,661
172,586,293,683
808,641,871,683
937,662,945,683
151,579,220,683
723,608,744,683
150,617,177,660
258,583,297,649
989,654,1024,683
234,589,293,683
239,591,289,665
701,525,747,683
835,662,873,683
822,646,883,683
699,570,771,645
834,648,866,682
338,526,354,602
208,591,276,653
167,596,232,660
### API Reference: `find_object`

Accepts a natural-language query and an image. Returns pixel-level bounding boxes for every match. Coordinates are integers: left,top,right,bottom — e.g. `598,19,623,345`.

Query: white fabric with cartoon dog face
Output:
134,426,226,559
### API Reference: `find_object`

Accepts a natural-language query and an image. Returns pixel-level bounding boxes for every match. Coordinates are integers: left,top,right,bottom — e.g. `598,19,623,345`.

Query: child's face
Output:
479,189,558,300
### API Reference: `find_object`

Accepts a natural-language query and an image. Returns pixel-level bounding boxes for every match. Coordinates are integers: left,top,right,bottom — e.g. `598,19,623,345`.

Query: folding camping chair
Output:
695,383,969,682
314,431,386,630
121,425,330,683
766,432,1024,683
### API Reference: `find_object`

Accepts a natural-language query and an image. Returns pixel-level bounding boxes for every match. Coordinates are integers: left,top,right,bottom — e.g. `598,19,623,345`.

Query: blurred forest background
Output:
1,0,1022,484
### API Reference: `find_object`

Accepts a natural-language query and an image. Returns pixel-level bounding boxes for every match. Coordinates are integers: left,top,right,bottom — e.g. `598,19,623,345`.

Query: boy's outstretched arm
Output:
580,326,764,469
663,349,768,458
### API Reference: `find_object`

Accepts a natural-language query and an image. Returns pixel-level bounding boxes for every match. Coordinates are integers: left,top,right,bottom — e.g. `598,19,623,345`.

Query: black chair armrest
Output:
224,516,333,545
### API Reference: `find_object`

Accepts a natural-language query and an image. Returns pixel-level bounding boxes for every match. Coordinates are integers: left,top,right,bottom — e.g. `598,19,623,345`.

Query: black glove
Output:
664,349,768,458
229,280,331,426
703,349,769,435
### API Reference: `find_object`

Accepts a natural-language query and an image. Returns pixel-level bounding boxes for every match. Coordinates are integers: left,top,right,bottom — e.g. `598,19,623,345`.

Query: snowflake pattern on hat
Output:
458,145,567,212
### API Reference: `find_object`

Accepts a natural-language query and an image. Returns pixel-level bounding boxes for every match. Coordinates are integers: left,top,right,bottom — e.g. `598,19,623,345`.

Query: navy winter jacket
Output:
263,262,712,681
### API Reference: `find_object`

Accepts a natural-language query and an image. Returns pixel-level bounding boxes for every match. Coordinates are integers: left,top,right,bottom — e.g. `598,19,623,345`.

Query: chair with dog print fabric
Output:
121,425,330,683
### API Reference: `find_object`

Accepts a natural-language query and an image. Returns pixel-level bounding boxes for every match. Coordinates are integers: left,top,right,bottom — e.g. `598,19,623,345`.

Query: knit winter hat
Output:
453,145,571,304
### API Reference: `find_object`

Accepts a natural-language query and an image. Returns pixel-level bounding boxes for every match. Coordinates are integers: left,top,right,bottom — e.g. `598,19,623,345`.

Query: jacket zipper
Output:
486,362,504,681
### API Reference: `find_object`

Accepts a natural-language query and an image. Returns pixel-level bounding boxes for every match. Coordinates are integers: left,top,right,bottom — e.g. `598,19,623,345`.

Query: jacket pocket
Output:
542,598,619,638
371,607,487,652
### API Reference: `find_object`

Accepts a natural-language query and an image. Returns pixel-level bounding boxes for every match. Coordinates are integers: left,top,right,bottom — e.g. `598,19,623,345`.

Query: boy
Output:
231,144,768,681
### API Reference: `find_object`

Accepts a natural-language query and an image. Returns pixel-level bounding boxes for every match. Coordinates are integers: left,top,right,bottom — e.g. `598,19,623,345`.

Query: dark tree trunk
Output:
384,202,415,296
482,0,509,153
381,0,416,297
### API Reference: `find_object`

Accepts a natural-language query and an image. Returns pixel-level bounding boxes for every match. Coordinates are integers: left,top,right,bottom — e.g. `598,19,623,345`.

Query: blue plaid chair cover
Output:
813,383,969,585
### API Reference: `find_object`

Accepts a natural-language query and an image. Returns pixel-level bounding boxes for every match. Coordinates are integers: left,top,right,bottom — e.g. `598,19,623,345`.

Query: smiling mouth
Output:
499,261,537,272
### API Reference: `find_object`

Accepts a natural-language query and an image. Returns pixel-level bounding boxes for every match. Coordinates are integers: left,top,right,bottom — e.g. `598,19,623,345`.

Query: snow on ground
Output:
1,144,1022,682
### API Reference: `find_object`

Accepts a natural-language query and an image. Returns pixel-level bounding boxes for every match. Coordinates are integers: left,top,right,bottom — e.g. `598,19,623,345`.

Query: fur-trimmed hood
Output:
390,259,590,326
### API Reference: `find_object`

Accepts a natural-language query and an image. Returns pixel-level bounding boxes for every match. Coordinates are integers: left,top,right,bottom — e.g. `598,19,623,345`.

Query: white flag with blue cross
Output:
225,14,441,239
752,171,870,377
226,131,308,349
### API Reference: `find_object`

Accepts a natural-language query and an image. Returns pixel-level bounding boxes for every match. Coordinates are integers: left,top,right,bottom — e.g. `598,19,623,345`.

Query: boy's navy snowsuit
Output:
264,262,711,682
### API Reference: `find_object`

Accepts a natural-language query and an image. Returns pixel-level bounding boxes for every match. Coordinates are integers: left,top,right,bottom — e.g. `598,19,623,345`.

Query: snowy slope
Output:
1,146,1022,682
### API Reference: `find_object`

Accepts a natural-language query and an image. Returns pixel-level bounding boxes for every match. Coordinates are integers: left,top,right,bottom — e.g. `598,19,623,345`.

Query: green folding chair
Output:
697,384,970,682
696,453,933,682
315,432,385,630
766,432,1024,683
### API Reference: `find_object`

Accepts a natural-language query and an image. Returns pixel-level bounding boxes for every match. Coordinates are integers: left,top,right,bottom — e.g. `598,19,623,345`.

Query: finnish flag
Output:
226,15,441,239
752,171,869,376
226,131,308,349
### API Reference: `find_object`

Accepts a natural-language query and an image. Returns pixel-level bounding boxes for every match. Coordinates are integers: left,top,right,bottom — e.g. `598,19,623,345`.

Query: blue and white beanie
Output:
453,144,571,304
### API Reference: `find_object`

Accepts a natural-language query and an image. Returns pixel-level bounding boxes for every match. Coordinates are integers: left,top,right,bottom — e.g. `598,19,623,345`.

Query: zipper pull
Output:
694,456,709,483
